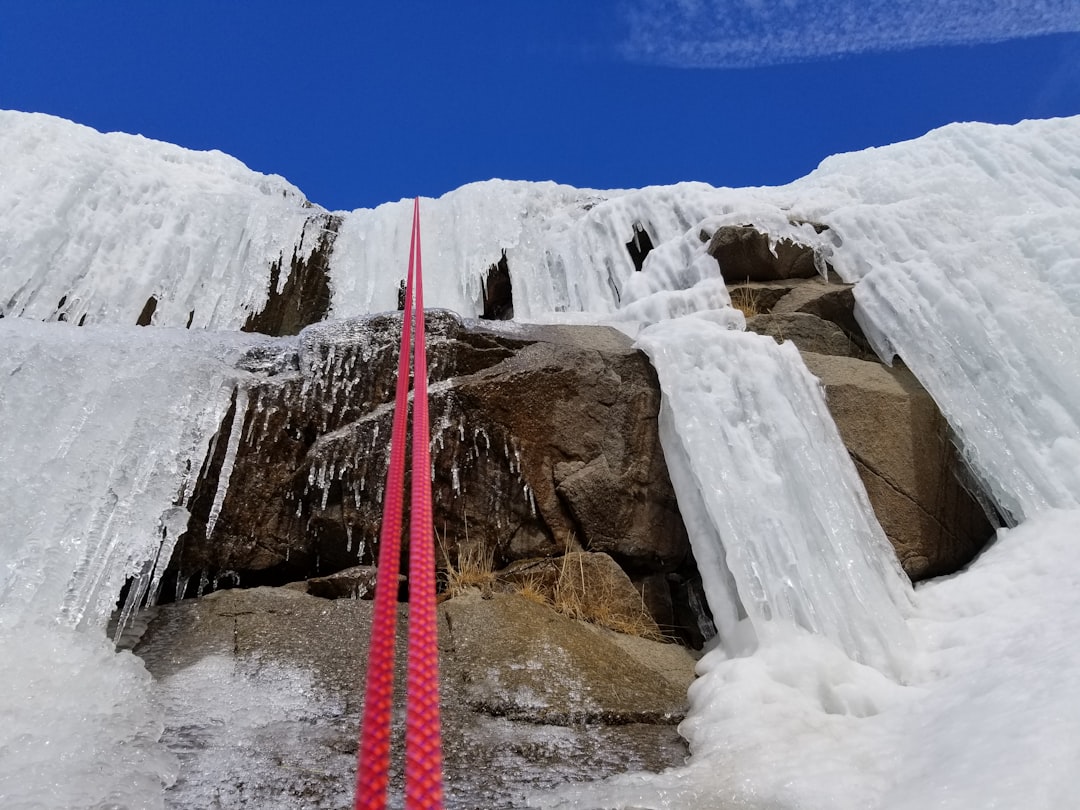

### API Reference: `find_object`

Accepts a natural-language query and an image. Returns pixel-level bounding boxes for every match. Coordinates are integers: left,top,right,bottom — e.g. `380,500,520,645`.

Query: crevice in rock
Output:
626,223,654,272
727,284,795,316
243,213,341,336
850,450,951,533
481,251,514,320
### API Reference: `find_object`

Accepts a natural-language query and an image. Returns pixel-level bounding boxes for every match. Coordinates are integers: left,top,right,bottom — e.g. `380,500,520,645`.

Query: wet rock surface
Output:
134,587,694,809
164,312,694,635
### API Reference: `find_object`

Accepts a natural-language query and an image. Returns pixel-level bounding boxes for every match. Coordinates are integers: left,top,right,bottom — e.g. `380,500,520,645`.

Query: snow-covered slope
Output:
2,110,1080,809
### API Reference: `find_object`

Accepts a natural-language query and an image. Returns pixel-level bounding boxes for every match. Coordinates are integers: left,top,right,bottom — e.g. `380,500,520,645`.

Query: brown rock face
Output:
802,352,994,580
165,312,689,618
707,224,829,282
242,212,340,337
745,312,865,358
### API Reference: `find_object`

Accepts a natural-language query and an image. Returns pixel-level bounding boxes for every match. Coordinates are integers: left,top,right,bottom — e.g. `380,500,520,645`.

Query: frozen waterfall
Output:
0,319,267,808
2,108,1080,809
638,318,913,676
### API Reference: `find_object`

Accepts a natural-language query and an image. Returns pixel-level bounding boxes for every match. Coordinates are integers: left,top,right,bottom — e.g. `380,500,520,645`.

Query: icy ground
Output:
1,109,1079,808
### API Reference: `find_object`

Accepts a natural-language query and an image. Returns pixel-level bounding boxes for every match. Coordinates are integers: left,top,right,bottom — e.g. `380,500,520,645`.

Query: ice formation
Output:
1,107,1079,808
638,318,913,676
0,318,268,807
0,111,318,330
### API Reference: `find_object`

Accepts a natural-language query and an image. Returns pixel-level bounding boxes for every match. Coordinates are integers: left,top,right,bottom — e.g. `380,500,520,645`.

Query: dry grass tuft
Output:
515,536,664,641
439,528,665,641
515,575,550,606
729,284,764,318
437,521,496,598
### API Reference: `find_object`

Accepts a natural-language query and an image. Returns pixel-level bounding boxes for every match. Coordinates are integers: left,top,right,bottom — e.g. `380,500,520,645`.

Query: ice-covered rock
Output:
165,312,692,635
3,107,1080,809
638,316,915,676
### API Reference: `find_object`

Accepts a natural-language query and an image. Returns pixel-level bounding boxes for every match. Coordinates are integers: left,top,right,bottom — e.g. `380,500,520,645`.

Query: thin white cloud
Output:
619,0,1080,68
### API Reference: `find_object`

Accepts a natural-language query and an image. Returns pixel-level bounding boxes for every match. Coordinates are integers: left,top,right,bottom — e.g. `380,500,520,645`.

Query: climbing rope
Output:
355,198,445,810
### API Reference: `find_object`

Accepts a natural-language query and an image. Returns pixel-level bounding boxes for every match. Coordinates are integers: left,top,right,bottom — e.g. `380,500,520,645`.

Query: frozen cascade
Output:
0,317,267,808
3,109,1080,808
0,111,319,330
800,118,1080,523
638,317,914,676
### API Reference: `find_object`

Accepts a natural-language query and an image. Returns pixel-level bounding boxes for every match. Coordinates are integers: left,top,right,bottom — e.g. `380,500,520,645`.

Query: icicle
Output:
205,386,249,539
174,573,191,603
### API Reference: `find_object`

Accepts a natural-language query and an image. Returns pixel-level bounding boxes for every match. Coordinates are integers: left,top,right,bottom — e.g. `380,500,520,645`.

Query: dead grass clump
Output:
729,284,764,318
512,541,664,642
437,522,496,598
515,575,550,606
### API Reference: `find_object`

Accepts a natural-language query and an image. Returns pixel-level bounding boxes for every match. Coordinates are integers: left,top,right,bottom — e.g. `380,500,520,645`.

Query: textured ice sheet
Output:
0,318,266,808
0,318,264,627
0,110,316,329
638,317,913,676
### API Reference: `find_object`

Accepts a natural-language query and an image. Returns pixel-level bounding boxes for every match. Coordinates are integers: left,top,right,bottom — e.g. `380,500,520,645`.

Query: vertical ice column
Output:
639,317,913,677
0,319,270,809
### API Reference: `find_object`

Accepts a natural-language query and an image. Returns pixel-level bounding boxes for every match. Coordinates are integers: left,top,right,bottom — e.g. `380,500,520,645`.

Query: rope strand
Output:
355,197,444,810
404,198,445,809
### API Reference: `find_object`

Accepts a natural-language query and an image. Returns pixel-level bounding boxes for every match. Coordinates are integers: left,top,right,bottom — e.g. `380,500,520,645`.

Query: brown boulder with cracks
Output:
163,311,691,631
801,351,994,580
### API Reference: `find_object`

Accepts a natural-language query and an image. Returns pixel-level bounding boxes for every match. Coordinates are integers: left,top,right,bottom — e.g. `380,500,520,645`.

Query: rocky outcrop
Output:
729,271,994,580
707,224,830,282
443,592,690,725
164,312,692,635
495,551,662,640
745,312,864,358
242,213,340,337
133,587,695,809
802,352,994,580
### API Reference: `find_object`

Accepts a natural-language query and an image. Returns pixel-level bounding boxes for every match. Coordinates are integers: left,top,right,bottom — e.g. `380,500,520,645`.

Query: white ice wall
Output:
0,111,316,330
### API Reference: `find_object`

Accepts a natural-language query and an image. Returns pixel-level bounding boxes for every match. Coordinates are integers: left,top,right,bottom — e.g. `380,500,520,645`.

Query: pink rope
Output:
354,198,444,810
404,198,445,809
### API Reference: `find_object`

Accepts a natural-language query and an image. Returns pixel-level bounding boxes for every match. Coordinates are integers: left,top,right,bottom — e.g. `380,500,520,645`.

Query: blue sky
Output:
2,1,1079,211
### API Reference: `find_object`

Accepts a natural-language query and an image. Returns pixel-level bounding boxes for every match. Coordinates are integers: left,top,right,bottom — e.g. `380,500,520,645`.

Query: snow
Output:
537,508,1080,810
1,108,1079,808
